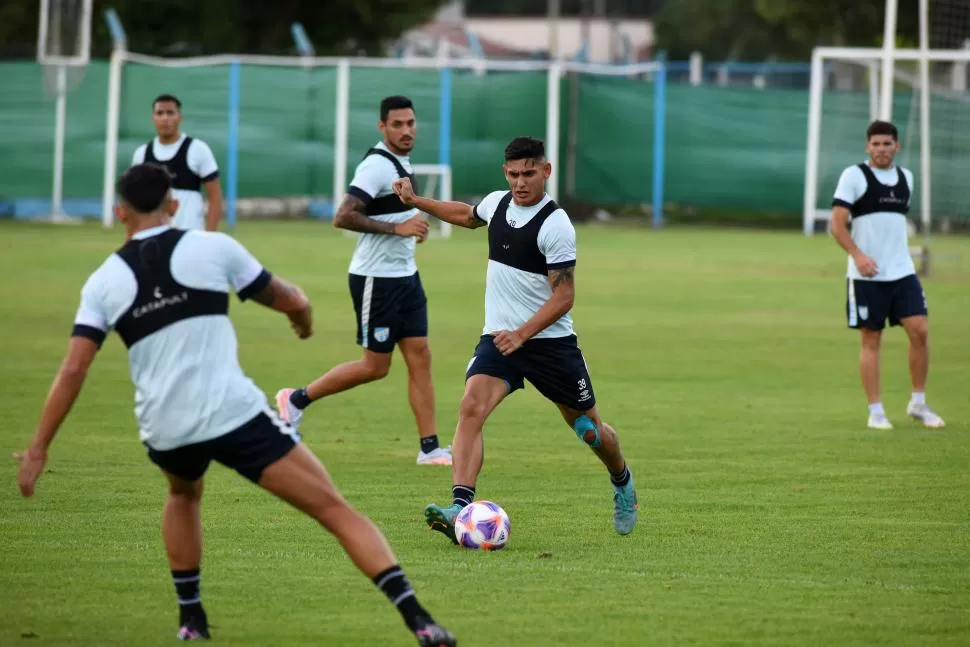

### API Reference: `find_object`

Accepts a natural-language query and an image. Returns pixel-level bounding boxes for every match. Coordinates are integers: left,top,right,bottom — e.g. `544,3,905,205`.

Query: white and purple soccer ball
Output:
454,500,511,551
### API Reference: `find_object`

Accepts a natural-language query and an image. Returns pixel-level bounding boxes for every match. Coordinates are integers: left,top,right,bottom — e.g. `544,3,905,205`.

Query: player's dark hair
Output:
504,136,545,162
380,95,414,122
866,120,898,141
152,94,182,110
117,163,172,214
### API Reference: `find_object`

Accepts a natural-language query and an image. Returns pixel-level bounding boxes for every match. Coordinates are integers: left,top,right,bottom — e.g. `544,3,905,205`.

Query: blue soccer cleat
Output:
424,503,462,544
612,476,639,535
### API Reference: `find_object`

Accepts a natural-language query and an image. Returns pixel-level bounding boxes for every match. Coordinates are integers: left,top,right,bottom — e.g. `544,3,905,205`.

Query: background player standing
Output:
830,120,945,430
392,136,639,540
15,164,457,647
131,94,223,231
276,96,451,466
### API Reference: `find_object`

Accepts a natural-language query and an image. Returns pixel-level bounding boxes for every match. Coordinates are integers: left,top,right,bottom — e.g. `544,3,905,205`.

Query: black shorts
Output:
146,411,299,483
846,274,928,330
465,334,596,411
349,272,428,353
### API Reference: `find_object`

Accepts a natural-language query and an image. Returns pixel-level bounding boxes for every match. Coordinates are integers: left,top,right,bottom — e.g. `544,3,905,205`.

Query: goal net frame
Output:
804,0,970,240
101,53,666,235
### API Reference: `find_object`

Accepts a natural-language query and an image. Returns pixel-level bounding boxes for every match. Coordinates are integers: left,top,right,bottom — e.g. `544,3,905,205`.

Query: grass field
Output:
2,221,969,647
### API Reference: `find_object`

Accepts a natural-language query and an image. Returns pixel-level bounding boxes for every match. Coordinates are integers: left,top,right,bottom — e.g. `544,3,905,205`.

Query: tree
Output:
0,0,450,59
653,0,919,61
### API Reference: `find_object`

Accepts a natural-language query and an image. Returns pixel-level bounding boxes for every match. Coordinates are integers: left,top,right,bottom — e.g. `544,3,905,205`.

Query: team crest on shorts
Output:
858,306,869,320
374,327,390,343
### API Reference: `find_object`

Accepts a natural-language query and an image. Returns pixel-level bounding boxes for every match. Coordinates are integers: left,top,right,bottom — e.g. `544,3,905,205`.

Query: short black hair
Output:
152,94,182,110
117,163,172,214
866,120,898,141
504,136,545,162
380,95,414,122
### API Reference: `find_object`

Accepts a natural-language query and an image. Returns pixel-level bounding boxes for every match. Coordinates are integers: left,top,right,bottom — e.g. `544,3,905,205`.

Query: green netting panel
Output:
569,73,656,204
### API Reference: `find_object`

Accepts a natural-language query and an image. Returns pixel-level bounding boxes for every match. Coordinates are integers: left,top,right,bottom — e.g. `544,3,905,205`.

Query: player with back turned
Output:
15,163,457,647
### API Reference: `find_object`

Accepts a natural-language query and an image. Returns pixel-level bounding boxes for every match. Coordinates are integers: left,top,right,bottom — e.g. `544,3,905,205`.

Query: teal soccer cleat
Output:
612,477,639,535
424,503,462,544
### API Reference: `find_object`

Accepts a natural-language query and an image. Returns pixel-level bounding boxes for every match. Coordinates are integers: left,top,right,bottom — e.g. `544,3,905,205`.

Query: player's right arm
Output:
333,156,428,238
392,177,487,229
830,166,878,277
216,233,314,339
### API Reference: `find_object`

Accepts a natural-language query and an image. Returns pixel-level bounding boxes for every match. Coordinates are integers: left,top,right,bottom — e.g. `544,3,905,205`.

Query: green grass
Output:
2,221,969,647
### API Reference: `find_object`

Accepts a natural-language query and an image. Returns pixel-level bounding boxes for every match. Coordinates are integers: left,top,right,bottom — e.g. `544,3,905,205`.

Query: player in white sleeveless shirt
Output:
392,137,639,541
830,120,945,430
15,164,456,647
131,94,223,231
276,96,452,467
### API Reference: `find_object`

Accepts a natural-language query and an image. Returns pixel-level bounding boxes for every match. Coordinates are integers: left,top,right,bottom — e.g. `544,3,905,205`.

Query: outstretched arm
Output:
393,178,485,229
493,265,576,355
16,336,99,497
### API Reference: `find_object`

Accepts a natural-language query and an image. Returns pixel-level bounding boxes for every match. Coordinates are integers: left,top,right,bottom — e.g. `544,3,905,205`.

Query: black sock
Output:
452,485,475,508
172,569,206,626
610,464,631,488
373,565,432,631
420,435,440,454
289,388,312,410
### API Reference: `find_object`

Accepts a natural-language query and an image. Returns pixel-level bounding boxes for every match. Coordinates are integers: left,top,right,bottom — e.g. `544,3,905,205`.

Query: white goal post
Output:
803,44,970,235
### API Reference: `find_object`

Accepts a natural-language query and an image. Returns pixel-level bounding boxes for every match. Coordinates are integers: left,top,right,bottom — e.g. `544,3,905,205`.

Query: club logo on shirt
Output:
133,286,189,319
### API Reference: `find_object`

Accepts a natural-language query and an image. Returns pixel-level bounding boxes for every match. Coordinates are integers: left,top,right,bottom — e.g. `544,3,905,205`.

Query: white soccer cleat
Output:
274,388,304,430
867,412,894,430
416,446,452,465
907,402,945,429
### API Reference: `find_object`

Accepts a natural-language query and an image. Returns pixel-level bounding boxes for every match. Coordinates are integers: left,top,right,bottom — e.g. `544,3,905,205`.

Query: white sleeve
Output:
131,144,147,167
537,210,577,269
904,168,915,205
72,272,111,347
347,156,394,203
210,233,271,300
472,191,508,224
833,166,865,207
188,139,220,182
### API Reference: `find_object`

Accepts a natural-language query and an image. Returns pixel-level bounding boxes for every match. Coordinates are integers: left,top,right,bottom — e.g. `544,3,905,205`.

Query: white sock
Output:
910,392,926,406
868,402,886,416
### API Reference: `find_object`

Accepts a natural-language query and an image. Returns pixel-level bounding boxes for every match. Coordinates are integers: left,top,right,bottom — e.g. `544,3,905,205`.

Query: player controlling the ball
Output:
392,136,639,541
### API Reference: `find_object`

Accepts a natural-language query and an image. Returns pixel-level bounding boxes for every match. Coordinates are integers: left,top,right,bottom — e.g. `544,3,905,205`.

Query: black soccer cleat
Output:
414,622,457,647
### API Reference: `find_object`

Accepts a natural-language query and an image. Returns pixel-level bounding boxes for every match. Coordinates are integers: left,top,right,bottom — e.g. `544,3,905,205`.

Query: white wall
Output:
465,18,654,62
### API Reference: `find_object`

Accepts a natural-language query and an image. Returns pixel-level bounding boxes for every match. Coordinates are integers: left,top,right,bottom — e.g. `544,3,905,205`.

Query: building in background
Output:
396,0,655,63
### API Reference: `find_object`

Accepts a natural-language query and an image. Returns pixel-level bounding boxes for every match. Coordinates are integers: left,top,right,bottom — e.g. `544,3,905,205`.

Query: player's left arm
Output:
193,140,222,231
16,282,108,497
493,213,576,355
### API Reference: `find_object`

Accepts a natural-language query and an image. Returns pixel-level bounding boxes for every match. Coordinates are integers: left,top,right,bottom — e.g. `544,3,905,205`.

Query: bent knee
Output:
362,354,392,380
459,396,490,424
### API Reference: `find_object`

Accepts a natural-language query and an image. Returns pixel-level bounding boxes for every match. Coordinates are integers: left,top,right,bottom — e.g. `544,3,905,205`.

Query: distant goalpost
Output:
100,48,667,235
803,0,970,251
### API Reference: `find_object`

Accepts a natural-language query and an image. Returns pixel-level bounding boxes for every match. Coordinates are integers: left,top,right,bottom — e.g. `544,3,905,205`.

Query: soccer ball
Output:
454,500,511,551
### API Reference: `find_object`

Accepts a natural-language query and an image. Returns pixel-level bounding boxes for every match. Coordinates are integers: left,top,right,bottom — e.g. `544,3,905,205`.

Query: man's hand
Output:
493,330,525,356
394,215,430,241
14,447,47,498
392,177,418,206
852,251,879,277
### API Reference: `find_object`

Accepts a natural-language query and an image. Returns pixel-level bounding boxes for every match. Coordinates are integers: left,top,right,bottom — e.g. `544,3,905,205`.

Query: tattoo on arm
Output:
549,266,575,290
334,196,397,235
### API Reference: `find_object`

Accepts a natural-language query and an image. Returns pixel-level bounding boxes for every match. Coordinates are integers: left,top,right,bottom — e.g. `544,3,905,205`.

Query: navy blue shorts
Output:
465,334,596,411
846,274,928,330
349,272,428,353
146,411,299,483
